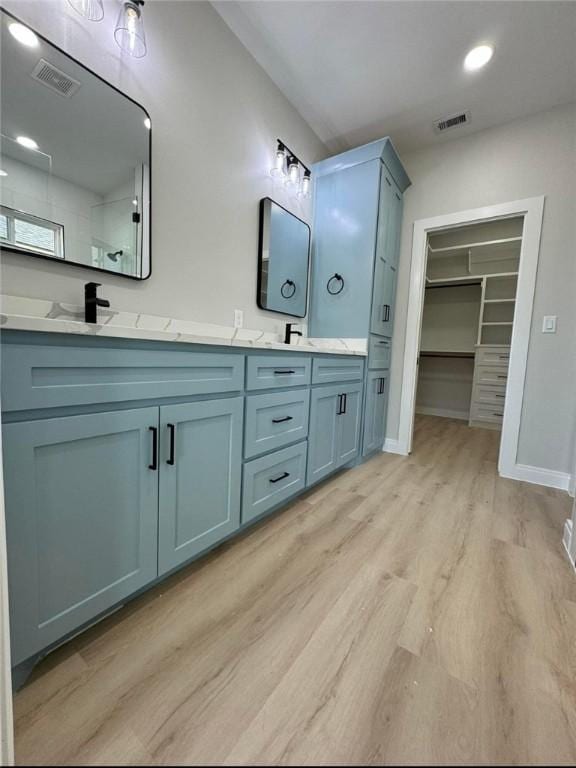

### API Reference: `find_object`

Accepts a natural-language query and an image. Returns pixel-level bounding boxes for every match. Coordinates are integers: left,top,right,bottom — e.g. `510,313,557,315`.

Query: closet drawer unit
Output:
242,442,308,524
470,403,504,425
474,364,509,387
472,383,507,407
1,340,245,412
368,336,391,370
246,356,311,391
244,390,310,459
476,346,511,366
312,356,365,384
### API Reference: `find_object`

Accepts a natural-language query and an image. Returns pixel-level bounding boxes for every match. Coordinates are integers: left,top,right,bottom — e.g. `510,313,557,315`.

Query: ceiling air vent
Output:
30,59,81,98
433,110,471,134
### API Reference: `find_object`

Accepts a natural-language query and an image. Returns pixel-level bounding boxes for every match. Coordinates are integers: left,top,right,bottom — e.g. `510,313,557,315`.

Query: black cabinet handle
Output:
269,471,289,484
272,416,293,424
167,423,176,465
148,426,158,470
336,393,343,415
378,378,386,394
274,369,295,375
342,393,347,414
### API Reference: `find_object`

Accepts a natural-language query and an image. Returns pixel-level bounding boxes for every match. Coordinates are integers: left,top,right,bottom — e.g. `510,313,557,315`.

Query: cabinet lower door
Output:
337,382,363,467
158,397,243,575
3,408,159,665
362,371,388,456
307,385,341,486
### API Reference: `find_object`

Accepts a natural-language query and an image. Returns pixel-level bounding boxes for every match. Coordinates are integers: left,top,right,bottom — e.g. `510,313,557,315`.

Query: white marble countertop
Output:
0,296,367,356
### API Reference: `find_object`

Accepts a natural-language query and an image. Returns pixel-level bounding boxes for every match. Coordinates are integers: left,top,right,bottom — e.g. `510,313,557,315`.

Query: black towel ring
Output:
281,279,296,299
326,273,345,295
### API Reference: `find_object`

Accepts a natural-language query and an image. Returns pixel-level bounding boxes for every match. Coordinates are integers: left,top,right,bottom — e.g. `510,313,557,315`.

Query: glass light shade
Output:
270,146,286,178
67,0,104,21
464,44,494,71
285,158,300,187
114,1,147,58
297,172,311,199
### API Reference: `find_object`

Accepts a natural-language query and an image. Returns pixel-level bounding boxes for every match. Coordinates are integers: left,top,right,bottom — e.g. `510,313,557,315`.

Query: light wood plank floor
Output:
13,415,576,766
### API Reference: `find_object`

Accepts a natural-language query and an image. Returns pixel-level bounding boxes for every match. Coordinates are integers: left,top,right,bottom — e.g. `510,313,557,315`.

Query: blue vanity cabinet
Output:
362,371,389,456
158,398,243,575
3,408,159,665
307,378,364,486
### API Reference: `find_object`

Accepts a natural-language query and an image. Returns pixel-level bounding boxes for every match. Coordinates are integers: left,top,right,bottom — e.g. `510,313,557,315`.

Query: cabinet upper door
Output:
307,384,341,487
362,371,388,456
310,160,381,338
336,382,363,467
371,167,403,336
3,408,159,665
158,397,243,575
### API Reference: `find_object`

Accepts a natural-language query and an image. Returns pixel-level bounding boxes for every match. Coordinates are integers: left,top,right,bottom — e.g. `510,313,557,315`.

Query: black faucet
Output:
284,322,302,345
84,282,110,324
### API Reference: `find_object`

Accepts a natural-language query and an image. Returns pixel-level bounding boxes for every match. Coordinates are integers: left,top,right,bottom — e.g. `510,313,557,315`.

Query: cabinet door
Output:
3,408,159,665
362,371,388,456
336,382,363,467
307,384,341,486
371,168,403,336
158,397,242,574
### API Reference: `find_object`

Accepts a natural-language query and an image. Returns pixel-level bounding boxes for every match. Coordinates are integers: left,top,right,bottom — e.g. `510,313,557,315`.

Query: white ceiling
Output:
213,0,576,154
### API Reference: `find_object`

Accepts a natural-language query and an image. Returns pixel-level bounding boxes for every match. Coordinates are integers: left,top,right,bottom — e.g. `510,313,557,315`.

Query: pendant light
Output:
285,155,300,188
270,141,286,178
297,169,311,199
114,0,147,58
67,0,104,21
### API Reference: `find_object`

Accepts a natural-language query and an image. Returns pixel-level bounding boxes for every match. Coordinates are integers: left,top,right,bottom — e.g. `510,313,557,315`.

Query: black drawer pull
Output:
495,394,505,398
497,375,507,379
493,412,503,417
272,416,293,424
273,369,295,375
376,340,389,345
341,393,347,414
269,471,289,484
167,423,176,465
148,426,158,471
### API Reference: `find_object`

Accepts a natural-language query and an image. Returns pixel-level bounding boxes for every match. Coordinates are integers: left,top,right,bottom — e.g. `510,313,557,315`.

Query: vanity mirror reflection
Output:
257,198,310,318
0,10,151,279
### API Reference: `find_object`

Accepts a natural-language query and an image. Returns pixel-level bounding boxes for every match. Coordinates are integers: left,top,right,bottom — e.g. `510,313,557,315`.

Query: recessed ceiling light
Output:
143,117,151,129
8,22,39,48
464,44,494,72
16,135,39,150
0,170,7,177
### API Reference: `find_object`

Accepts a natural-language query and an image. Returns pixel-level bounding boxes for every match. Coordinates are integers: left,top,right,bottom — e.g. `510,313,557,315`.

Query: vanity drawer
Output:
476,346,511,366
474,364,509,387
244,390,310,459
242,442,307,524
246,356,311,391
312,356,365,384
470,403,504,425
1,341,245,412
368,336,391,369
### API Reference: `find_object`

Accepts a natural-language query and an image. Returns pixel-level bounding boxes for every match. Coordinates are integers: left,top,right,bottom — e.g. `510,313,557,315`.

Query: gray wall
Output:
389,102,576,475
0,0,326,333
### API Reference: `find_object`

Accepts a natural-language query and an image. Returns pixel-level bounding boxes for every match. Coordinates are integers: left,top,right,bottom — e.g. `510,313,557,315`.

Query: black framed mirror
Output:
0,9,151,279
257,198,310,318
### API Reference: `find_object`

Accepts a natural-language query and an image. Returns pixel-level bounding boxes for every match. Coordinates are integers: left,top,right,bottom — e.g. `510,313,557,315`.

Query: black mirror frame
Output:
256,197,310,319
0,6,152,281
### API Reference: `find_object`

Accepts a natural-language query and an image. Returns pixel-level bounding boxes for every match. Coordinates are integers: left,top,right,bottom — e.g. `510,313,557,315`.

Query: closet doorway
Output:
398,197,544,482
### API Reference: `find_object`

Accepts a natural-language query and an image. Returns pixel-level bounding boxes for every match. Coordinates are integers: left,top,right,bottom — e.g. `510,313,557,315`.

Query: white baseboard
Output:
500,462,571,492
415,406,469,421
382,438,408,455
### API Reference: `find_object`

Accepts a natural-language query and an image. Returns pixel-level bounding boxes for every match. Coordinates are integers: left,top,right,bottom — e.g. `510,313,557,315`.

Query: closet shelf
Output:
427,236,522,256
420,350,475,358
481,321,513,326
483,298,515,304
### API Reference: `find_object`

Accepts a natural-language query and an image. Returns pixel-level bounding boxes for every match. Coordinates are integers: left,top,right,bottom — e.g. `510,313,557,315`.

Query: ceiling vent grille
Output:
30,59,81,98
433,111,471,134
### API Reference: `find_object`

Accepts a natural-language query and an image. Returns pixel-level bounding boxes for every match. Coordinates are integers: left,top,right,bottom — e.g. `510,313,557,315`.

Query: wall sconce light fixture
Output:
270,139,311,199
115,0,147,58
67,0,104,22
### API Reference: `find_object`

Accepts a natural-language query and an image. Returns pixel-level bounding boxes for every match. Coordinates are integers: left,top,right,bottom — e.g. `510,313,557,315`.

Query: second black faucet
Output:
284,322,302,345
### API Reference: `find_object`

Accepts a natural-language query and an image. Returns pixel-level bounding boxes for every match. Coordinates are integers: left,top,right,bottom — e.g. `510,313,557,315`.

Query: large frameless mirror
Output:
0,9,151,279
257,198,310,318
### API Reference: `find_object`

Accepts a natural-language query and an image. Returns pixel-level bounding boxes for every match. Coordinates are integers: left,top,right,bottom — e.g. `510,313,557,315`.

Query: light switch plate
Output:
542,315,557,333
234,309,243,329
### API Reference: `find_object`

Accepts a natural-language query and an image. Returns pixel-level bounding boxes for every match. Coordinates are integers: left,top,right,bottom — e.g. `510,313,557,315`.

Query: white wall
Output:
389,102,576,475
0,0,326,332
